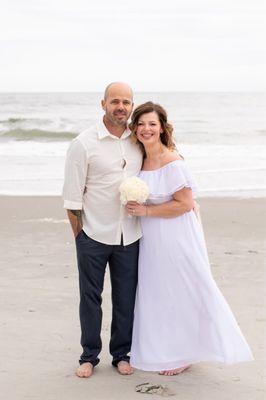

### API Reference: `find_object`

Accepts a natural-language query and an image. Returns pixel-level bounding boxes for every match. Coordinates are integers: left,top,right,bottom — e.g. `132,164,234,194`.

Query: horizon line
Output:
0,90,265,94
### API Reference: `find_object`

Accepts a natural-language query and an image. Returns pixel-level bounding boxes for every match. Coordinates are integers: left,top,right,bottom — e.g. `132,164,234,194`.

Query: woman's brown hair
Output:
129,101,176,157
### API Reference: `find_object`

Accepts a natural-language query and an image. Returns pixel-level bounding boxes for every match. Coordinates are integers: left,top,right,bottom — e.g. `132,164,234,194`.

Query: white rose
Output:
119,177,149,205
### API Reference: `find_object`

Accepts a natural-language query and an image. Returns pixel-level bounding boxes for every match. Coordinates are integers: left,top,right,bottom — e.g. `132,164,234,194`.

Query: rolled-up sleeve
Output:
62,139,88,210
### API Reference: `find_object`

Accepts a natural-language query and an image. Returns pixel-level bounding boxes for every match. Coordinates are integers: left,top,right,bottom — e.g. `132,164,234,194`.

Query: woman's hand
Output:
126,201,147,217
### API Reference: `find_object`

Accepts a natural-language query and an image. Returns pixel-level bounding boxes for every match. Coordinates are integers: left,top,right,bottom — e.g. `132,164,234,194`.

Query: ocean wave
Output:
194,167,266,173
0,117,27,123
0,128,77,141
0,117,51,124
182,120,207,124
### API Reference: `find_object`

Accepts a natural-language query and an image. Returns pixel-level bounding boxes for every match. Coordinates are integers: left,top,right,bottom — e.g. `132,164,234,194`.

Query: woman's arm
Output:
126,187,194,218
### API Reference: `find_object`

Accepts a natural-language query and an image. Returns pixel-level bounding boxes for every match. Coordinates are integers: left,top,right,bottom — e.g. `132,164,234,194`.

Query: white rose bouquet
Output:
119,177,149,205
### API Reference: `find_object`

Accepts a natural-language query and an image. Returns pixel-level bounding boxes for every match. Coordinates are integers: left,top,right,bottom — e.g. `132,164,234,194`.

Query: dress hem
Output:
130,355,254,371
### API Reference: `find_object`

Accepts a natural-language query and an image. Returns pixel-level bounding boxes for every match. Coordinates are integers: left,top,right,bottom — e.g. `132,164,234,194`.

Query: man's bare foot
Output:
159,364,191,376
117,360,134,375
76,362,93,378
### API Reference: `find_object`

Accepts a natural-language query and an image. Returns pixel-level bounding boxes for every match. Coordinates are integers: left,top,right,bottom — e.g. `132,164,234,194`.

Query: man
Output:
63,82,142,378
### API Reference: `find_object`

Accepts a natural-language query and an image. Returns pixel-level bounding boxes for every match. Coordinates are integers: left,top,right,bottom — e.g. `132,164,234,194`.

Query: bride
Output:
126,101,253,375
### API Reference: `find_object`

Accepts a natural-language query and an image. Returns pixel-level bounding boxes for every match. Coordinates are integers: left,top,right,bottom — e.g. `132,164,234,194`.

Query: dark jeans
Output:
75,230,139,367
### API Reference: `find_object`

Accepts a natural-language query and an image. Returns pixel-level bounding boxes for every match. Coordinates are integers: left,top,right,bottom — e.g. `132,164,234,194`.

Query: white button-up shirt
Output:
63,119,143,245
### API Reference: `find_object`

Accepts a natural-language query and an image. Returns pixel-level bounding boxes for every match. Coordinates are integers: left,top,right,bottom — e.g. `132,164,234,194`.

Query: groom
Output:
63,82,142,377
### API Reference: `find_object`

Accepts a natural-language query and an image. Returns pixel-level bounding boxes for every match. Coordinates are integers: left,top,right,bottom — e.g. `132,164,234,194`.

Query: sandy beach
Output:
0,196,265,400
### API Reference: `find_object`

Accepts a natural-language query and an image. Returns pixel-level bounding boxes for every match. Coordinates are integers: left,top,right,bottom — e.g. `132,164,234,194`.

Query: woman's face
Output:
136,111,162,146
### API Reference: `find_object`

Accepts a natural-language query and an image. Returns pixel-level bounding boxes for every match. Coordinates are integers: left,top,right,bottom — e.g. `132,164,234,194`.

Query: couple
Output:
63,82,253,378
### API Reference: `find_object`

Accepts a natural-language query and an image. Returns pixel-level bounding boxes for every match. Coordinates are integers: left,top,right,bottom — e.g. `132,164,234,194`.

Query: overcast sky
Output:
1,0,265,92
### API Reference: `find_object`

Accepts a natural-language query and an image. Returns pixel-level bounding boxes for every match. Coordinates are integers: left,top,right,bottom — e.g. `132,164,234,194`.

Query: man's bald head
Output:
101,82,134,128
104,82,133,101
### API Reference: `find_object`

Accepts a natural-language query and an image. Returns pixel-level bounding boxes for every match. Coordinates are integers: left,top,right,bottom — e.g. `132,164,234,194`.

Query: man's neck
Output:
103,116,127,138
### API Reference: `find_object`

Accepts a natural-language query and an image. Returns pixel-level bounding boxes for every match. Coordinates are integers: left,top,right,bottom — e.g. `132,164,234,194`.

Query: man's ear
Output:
101,99,106,111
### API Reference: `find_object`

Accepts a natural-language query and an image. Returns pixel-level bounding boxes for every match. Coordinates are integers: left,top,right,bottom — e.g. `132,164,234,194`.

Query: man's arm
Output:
62,139,88,237
67,210,83,237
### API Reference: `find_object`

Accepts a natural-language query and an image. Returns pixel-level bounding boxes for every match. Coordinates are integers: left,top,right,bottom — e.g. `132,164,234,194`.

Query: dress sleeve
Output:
62,139,88,209
166,162,198,197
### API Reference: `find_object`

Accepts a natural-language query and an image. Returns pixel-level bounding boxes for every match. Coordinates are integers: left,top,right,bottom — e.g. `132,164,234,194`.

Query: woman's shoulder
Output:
141,150,184,172
164,149,183,162
160,151,183,168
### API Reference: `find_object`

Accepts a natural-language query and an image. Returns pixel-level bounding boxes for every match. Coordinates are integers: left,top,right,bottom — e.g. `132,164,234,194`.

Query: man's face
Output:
102,85,133,126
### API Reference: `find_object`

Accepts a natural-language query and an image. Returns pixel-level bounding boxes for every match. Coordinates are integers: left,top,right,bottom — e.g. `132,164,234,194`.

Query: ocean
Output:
0,92,265,197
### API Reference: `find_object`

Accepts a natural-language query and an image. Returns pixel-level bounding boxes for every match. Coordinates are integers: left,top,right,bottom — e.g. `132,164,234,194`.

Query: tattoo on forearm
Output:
70,210,81,217
70,210,82,226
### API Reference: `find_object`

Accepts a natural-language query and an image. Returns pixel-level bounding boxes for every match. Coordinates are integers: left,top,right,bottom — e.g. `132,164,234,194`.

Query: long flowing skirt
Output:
130,210,253,371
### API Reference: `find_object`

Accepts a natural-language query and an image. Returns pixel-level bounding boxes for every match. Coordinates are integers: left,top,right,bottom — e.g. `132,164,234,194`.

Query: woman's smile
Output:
136,111,161,143
140,132,154,139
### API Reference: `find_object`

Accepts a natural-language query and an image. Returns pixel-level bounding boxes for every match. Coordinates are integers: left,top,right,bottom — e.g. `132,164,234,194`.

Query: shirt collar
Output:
97,118,131,140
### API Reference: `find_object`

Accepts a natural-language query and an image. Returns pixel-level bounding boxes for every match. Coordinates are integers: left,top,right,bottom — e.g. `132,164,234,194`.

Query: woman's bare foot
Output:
117,360,134,375
159,365,191,376
76,362,93,378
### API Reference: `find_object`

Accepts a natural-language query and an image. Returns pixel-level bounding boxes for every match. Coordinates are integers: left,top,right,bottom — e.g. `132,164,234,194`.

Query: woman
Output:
126,102,253,376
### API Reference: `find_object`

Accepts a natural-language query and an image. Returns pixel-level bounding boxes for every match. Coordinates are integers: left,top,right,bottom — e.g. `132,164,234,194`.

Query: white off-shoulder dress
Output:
130,160,253,371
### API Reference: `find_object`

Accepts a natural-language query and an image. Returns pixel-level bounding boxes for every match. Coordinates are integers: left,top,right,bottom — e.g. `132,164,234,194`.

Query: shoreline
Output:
1,196,265,399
